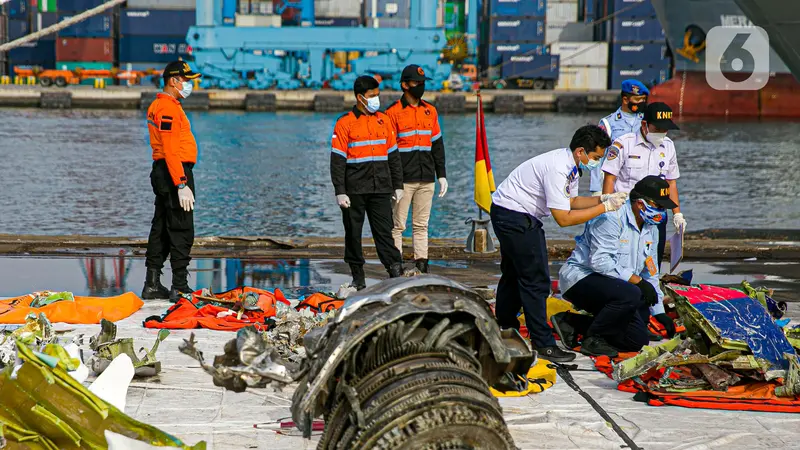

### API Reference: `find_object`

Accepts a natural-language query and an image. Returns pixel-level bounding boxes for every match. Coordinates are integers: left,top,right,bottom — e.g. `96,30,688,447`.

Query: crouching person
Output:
555,176,677,357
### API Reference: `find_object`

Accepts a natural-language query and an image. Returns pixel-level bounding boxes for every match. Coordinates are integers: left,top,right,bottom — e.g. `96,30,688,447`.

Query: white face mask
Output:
646,131,666,147
178,80,193,99
360,95,380,114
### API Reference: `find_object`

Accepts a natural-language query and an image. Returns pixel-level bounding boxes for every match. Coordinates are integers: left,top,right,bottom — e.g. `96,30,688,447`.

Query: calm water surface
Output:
1,108,798,239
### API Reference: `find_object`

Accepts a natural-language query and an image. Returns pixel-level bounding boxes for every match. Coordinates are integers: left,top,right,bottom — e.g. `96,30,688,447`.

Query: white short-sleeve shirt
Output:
492,148,579,219
601,131,680,193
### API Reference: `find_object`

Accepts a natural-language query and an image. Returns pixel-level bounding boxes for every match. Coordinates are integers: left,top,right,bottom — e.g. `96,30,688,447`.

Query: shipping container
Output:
544,21,566,44
366,17,410,28
611,42,668,67
223,0,236,25
609,65,670,89
315,0,361,18
444,1,465,32
56,37,114,62
486,43,549,68
120,62,164,71
54,61,114,85
8,19,31,40
235,14,281,27
612,0,656,18
125,0,197,10
39,0,57,12
239,0,274,15
490,17,545,43
8,41,56,65
550,41,608,66
489,0,545,17
7,0,30,19
118,35,191,63
501,53,559,81
35,13,59,40
556,66,608,90
314,17,361,27
120,9,197,37
546,1,579,23
612,17,665,42
58,13,113,38
56,0,106,11
366,0,411,19
584,0,596,22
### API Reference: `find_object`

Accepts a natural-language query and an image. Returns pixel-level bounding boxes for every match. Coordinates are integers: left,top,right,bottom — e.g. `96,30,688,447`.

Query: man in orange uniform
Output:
142,61,201,301
330,75,405,290
385,65,447,274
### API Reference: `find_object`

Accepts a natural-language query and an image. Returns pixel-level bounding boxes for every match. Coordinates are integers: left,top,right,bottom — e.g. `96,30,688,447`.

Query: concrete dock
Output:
0,85,619,113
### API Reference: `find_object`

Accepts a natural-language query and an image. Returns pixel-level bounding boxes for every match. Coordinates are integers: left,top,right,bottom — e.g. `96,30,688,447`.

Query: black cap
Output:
163,60,200,79
632,175,679,209
643,102,679,130
401,64,431,82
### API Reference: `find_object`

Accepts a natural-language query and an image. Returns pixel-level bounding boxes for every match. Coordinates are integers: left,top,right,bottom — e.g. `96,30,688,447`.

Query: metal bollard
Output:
0,76,9,85
93,78,106,89
27,76,36,85
193,78,200,89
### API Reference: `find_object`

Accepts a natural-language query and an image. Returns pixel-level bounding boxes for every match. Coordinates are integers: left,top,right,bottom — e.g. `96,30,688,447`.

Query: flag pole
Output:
477,90,483,221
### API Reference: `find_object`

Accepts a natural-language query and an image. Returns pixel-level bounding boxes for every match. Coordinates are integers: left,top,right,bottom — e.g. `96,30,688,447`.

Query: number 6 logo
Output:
706,26,770,91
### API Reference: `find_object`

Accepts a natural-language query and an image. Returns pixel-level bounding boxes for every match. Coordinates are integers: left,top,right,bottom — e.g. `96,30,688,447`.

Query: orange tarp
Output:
0,292,143,324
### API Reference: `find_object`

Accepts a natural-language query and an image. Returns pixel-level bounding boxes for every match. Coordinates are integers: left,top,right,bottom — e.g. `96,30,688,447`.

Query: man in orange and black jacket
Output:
330,75,405,289
143,60,201,302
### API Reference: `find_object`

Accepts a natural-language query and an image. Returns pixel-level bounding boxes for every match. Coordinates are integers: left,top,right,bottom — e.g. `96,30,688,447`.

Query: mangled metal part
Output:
0,313,54,369
89,319,169,377
776,353,800,397
179,327,300,393
264,305,333,363
28,291,75,308
739,281,787,320
613,336,685,382
694,363,741,391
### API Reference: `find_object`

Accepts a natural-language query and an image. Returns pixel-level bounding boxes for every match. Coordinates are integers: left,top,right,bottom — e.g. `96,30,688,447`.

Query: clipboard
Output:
669,225,684,273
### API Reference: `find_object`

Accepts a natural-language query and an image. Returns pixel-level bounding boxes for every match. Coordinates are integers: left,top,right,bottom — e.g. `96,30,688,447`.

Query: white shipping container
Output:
550,42,608,66
126,0,196,10
257,1,273,14
556,66,608,91
545,21,568,44
315,0,362,18
546,1,578,23
235,13,282,27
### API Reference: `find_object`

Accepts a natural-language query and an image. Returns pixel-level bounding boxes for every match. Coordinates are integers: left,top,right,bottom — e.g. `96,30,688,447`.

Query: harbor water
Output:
1,108,798,239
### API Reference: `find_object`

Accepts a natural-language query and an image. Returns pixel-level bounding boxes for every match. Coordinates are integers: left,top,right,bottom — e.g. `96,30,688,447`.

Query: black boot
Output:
414,258,429,274
580,336,619,358
142,268,170,300
350,264,366,290
536,345,577,363
388,263,403,278
169,268,194,303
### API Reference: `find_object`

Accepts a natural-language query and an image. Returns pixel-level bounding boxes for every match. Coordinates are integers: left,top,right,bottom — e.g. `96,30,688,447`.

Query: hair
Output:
630,189,645,201
354,75,379,97
569,125,612,154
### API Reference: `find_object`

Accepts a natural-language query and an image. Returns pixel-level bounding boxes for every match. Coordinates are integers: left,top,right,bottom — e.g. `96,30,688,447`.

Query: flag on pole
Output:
474,94,496,214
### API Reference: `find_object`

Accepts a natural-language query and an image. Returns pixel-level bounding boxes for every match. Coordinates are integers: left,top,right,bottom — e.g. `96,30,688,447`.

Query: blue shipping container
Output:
314,17,361,27
9,41,57,65
57,13,113,38
612,17,665,42
8,19,30,40
487,43,549,67
490,17,545,43
56,0,106,11
490,0,546,17
120,9,197,37
502,54,559,80
222,0,236,25
7,0,29,19
613,0,656,18
118,36,192,63
611,42,668,67
35,13,59,40
609,65,670,89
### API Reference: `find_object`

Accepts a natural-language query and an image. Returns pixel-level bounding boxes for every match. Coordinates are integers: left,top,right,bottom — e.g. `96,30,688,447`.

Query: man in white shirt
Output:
490,125,628,362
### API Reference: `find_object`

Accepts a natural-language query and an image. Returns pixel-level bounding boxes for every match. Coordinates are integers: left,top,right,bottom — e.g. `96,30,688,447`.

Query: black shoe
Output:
580,336,619,358
414,259,429,274
387,263,403,278
550,312,578,350
648,330,664,342
349,264,366,290
170,268,194,303
169,287,194,303
142,268,170,300
536,345,577,363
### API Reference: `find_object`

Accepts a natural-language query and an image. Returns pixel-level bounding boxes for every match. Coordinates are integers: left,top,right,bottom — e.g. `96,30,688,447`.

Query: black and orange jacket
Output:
384,96,446,183
147,93,198,186
330,106,402,195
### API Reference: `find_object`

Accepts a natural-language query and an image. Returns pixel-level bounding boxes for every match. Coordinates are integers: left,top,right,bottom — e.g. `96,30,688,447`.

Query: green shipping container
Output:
39,0,57,13
444,1,465,32
55,61,114,85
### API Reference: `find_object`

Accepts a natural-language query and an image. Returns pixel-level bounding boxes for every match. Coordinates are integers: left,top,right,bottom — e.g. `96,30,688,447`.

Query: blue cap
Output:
621,79,649,96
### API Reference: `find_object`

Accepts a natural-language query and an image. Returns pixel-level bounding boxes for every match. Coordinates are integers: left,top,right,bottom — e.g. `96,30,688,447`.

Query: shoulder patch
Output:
612,140,623,149
606,147,619,161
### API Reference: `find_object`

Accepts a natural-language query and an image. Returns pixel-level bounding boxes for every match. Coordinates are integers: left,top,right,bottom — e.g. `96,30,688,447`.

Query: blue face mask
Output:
638,200,667,225
579,155,601,171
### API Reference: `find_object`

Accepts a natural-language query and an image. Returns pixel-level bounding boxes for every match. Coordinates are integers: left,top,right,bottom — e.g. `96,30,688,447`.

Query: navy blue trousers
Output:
562,273,650,352
490,204,555,349
657,218,667,270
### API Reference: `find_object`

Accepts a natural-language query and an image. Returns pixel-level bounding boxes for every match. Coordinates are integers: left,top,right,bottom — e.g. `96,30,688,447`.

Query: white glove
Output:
178,186,194,212
438,177,448,198
602,192,627,212
336,194,351,208
393,189,404,202
600,192,628,202
591,191,602,197
673,212,686,232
